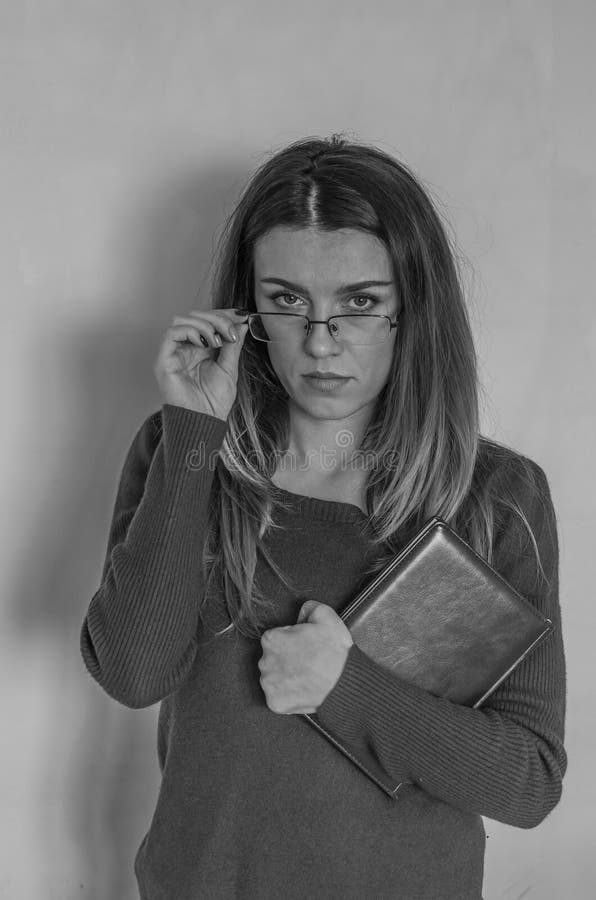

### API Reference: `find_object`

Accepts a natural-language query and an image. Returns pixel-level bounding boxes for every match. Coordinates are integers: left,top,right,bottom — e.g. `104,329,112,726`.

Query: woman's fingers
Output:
174,310,246,347
155,325,206,370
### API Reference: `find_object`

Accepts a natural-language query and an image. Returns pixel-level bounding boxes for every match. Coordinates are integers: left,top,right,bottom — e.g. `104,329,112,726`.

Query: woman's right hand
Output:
154,308,250,421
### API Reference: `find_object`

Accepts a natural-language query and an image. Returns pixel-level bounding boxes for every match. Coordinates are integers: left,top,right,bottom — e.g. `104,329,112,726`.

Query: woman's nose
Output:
302,320,343,354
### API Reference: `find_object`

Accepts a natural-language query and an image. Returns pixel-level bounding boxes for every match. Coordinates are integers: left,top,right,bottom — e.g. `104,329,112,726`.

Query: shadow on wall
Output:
9,159,248,899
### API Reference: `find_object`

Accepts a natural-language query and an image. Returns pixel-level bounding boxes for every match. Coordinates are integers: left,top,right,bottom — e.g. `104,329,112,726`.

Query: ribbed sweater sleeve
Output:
80,403,229,709
315,459,567,828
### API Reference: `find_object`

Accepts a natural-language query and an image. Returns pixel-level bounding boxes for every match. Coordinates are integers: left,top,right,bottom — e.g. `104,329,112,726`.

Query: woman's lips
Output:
303,375,351,392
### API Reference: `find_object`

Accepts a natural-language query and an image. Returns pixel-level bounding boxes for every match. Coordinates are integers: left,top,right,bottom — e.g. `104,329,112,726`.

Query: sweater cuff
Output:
161,402,229,449
316,643,389,744
316,642,436,759
160,404,229,483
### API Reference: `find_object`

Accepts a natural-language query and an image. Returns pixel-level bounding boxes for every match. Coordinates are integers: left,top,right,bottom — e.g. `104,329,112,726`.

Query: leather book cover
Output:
302,517,554,799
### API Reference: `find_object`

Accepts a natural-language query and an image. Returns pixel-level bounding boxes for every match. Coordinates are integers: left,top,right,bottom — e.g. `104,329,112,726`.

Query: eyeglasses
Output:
237,311,402,346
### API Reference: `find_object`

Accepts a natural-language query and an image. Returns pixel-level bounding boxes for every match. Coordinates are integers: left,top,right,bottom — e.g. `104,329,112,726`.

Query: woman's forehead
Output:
253,226,392,281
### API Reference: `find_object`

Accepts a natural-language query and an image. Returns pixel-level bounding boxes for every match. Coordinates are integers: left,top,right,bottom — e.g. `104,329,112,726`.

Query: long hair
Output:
200,134,549,638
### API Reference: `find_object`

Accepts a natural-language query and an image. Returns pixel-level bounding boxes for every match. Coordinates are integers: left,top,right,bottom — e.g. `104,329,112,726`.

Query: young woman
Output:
80,135,567,899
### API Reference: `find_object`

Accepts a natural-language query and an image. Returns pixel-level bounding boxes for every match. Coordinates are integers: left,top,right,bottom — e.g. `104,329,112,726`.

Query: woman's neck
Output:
282,403,372,478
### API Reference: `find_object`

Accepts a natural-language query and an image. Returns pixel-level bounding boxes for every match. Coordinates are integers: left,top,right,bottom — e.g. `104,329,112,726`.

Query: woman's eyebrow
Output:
259,277,393,294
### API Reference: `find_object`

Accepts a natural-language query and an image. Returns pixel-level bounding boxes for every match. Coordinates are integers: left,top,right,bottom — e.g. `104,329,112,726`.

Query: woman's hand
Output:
258,601,354,715
154,307,250,421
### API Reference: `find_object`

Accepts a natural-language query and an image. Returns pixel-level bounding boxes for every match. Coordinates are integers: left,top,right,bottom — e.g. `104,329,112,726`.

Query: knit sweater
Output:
80,404,567,900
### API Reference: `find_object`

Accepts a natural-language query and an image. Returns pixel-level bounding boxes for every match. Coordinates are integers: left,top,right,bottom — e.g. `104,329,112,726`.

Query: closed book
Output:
302,516,553,798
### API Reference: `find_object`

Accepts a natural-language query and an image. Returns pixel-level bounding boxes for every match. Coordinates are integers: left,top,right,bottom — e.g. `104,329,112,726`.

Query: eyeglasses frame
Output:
234,308,403,345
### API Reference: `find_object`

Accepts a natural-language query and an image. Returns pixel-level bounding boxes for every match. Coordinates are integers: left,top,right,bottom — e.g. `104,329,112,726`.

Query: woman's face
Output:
252,226,400,425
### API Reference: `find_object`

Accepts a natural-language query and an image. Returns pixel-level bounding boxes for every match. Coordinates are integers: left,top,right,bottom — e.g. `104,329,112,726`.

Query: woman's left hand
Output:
258,600,354,714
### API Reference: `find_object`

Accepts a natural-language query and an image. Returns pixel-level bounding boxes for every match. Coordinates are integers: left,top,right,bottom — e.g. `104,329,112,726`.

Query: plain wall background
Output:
1,1,594,898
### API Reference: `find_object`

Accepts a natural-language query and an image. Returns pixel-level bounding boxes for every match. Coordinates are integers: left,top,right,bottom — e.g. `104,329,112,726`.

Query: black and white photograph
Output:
1,2,592,898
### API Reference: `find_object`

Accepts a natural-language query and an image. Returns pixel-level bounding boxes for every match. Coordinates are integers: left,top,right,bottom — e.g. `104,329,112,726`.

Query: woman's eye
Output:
350,295,377,310
275,293,302,307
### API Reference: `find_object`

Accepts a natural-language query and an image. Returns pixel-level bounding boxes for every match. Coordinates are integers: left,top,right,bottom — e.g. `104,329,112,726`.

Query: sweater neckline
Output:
271,485,368,524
